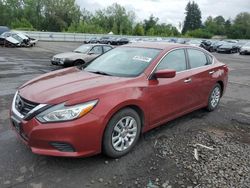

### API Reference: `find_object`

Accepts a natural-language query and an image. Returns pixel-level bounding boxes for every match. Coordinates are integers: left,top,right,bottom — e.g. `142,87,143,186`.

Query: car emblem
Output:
15,95,24,111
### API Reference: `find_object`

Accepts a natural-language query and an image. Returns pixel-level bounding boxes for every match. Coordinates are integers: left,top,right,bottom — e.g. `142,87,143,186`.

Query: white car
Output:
0,31,38,47
240,42,250,55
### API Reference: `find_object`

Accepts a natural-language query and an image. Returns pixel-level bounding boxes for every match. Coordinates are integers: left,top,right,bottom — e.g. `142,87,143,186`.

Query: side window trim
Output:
183,49,189,70
148,47,214,80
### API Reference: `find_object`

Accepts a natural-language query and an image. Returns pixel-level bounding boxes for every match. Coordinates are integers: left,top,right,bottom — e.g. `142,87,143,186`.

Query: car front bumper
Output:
51,59,73,66
10,108,104,157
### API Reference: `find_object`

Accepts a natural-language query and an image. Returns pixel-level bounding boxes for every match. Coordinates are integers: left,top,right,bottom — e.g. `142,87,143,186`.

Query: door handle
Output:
209,70,215,74
184,78,192,83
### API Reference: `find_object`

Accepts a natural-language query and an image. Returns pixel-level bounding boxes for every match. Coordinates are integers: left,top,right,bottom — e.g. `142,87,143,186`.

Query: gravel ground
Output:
0,42,249,188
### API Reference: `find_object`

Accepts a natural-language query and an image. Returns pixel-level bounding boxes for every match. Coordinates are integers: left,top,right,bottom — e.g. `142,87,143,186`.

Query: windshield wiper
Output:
88,70,112,76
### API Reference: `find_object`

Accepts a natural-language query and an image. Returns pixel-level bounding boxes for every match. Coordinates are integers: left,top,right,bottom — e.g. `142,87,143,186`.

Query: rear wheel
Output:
103,108,141,158
207,83,222,111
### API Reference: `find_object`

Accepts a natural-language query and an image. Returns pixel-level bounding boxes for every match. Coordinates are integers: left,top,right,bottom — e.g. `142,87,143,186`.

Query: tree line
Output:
0,0,249,39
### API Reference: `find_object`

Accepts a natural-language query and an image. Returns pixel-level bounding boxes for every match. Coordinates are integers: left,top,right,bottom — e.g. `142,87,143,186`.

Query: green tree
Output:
224,19,232,36
133,23,144,36
41,0,81,31
11,18,34,29
229,12,250,39
91,3,135,35
182,1,202,34
143,15,159,33
186,29,213,38
204,15,226,35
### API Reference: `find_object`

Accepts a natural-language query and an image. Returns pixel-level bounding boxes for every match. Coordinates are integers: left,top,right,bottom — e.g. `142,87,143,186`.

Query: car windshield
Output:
74,45,92,53
84,47,161,77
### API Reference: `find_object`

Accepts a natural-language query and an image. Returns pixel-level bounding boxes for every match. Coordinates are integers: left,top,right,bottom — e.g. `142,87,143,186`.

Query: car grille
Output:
50,142,76,152
15,95,39,117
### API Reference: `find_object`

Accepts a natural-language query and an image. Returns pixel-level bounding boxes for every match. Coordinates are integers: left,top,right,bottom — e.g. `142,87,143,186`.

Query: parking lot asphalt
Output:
0,42,249,188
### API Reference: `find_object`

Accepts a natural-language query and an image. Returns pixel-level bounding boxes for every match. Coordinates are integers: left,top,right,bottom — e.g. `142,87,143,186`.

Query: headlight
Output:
36,100,98,123
59,58,65,63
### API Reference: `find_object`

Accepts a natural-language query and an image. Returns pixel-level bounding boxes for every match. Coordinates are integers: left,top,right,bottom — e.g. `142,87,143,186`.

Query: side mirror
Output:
154,69,176,79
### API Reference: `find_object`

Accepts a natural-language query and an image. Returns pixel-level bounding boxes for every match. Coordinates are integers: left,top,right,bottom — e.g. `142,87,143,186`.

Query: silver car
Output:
51,44,113,66
240,42,250,55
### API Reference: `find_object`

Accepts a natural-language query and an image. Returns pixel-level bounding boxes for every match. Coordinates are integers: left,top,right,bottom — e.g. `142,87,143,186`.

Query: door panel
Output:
190,65,219,106
186,49,217,106
147,49,195,127
148,71,195,126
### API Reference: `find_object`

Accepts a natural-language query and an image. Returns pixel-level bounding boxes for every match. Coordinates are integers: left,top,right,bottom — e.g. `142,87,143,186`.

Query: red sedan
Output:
10,42,228,158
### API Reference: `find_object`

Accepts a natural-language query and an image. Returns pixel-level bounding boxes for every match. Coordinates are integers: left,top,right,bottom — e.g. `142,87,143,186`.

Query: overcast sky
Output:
76,0,250,29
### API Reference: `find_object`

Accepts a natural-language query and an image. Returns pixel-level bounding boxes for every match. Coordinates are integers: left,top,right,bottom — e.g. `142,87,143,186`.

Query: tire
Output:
103,108,141,158
74,60,84,67
207,83,222,112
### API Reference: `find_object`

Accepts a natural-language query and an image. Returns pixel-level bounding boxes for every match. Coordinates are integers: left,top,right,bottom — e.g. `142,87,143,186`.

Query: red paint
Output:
10,43,228,157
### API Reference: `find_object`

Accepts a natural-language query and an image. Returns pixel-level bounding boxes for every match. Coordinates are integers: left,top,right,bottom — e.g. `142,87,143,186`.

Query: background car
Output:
99,36,112,44
0,31,38,47
0,26,10,35
210,41,226,52
116,38,129,45
217,43,238,53
186,39,202,47
85,37,100,44
200,40,214,52
239,42,250,55
110,37,129,45
0,32,23,47
51,44,113,67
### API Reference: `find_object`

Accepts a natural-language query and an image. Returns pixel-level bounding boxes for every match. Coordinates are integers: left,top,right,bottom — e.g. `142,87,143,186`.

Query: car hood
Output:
19,67,131,104
53,52,86,59
5,36,20,44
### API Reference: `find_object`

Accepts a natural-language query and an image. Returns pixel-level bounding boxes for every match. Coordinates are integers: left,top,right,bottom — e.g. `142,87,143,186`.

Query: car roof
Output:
0,26,10,35
123,42,191,50
86,43,112,46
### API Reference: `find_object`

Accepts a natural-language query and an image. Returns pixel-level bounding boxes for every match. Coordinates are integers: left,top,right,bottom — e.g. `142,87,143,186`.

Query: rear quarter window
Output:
187,49,210,68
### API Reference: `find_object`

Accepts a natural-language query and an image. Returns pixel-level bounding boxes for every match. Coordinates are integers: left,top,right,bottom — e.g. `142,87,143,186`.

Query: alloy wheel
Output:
210,86,221,108
111,116,137,152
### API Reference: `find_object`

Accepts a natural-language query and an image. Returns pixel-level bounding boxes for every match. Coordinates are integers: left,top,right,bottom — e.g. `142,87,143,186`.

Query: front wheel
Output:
74,60,84,67
103,108,141,158
207,83,222,111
